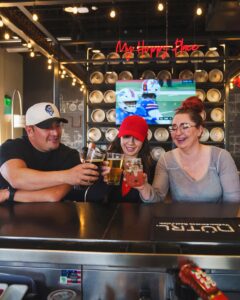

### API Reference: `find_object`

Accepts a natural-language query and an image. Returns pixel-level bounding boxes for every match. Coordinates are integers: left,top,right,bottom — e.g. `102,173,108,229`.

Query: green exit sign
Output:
4,95,12,114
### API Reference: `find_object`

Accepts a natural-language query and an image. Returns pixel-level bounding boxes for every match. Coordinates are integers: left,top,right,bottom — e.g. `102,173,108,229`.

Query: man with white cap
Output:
0,102,99,203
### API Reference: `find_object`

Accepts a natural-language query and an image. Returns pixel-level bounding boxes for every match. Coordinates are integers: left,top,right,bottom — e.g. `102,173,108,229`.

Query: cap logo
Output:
45,104,54,116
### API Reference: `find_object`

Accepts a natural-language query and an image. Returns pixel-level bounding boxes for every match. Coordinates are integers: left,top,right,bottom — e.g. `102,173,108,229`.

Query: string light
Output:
196,6,203,16
27,41,32,49
32,13,39,21
4,32,10,40
109,8,116,18
157,2,164,11
30,50,35,57
47,56,53,70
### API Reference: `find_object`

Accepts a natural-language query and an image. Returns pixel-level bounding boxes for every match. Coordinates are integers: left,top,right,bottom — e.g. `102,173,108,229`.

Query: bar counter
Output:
0,201,240,299
1,202,240,266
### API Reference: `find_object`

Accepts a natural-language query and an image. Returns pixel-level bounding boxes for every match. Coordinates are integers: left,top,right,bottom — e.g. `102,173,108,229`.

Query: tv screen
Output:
115,79,196,125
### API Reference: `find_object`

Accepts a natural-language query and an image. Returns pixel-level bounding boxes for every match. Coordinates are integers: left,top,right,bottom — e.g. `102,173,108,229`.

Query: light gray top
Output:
144,146,240,203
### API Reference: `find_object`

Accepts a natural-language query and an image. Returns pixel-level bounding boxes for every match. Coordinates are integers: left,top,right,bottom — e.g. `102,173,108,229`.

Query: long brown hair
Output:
108,137,154,179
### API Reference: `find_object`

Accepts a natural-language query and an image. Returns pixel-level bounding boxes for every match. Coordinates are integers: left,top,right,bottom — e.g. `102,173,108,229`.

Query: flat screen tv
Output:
115,79,196,125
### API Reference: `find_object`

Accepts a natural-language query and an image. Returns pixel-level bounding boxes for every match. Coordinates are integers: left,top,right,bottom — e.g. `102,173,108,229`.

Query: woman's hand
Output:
126,173,151,200
0,189,10,203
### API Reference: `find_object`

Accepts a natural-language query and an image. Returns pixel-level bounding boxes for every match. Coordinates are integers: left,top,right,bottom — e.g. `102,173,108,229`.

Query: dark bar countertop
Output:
0,202,240,269
0,202,240,249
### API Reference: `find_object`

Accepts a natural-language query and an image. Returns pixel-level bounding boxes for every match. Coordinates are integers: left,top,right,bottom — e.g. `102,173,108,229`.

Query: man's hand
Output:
1,159,100,190
65,163,100,186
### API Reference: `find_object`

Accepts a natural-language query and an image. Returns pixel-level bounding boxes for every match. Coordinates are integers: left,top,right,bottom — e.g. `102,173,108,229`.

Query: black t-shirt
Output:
0,136,80,189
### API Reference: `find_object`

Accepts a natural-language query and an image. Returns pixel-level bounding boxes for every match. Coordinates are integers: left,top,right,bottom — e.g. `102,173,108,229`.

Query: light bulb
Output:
27,41,32,48
48,58,52,64
4,32,10,40
157,2,164,11
30,50,35,57
47,64,52,70
196,7,202,16
109,9,116,18
32,13,38,21
73,7,78,14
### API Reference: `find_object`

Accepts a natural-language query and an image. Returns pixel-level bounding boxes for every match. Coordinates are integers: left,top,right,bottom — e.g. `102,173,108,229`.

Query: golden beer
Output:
106,154,124,185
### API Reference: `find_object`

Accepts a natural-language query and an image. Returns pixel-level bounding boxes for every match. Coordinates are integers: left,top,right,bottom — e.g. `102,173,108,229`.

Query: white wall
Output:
0,49,23,144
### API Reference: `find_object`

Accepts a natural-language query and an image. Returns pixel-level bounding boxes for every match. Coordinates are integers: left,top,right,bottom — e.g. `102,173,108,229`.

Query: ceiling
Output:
0,0,240,80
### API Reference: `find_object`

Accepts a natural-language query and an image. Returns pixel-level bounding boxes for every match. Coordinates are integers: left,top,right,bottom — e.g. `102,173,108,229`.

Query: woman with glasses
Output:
139,96,240,203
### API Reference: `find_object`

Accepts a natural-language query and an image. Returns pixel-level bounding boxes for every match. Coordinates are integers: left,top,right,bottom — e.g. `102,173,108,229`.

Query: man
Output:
0,102,99,203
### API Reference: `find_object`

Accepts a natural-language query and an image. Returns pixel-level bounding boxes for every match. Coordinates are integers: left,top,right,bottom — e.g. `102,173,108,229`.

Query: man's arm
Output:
0,159,100,190
14,184,72,203
0,184,71,203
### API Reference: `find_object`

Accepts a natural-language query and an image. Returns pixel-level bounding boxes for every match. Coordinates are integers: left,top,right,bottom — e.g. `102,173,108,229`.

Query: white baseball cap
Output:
25,102,68,129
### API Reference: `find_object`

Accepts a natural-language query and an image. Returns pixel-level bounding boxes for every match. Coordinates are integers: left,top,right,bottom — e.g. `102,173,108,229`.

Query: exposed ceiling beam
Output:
0,0,141,8
17,5,58,44
16,5,87,79
0,13,51,58
0,7,87,81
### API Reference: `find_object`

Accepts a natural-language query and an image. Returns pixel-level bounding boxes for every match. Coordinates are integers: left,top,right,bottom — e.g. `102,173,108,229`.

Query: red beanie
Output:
118,115,148,142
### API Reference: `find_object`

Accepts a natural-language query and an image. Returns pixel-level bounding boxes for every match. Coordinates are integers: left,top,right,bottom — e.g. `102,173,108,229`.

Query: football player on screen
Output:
116,88,145,123
137,79,163,124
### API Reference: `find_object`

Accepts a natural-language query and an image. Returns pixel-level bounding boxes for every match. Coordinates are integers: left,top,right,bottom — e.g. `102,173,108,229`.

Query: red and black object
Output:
179,263,229,300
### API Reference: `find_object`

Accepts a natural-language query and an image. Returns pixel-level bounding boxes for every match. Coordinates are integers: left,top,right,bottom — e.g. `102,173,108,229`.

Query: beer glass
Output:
79,147,88,163
106,153,124,185
85,147,105,171
124,158,145,187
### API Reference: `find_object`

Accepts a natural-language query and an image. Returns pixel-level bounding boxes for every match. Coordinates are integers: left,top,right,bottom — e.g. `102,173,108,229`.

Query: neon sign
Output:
115,38,201,60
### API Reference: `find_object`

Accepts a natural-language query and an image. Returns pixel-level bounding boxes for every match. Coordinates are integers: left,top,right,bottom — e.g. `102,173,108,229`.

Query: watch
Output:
8,187,16,203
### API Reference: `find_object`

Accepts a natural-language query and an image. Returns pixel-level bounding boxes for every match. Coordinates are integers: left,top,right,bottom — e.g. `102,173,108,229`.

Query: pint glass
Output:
106,153,124,185
85,147,105,171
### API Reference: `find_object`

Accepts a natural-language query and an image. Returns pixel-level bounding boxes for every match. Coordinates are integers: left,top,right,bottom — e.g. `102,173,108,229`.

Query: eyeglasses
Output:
168,122,196,133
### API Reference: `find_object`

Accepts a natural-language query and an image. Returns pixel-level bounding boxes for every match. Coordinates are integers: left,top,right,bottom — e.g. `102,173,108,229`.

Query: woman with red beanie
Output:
84,115,156,203
139,96,240,203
